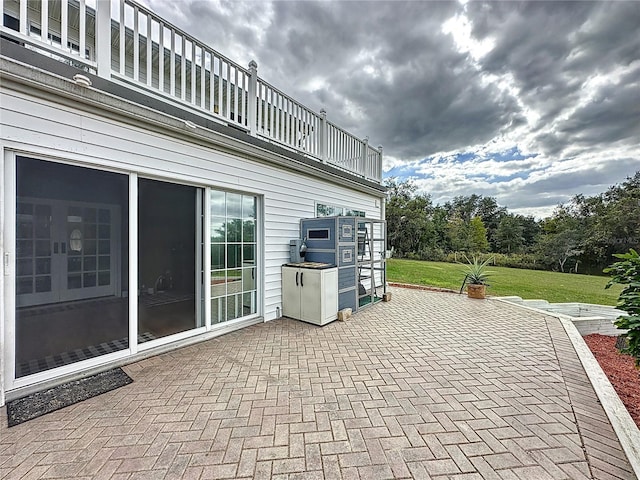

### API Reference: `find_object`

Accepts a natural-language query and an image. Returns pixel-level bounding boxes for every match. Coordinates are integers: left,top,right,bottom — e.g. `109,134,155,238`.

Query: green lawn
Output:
387,259,623,306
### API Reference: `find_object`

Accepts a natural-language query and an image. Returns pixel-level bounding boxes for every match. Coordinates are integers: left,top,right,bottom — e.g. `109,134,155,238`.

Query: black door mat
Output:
6,367,133,427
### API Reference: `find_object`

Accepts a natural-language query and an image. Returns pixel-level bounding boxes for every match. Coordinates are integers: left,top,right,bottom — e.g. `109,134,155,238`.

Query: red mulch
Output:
584,334,640,428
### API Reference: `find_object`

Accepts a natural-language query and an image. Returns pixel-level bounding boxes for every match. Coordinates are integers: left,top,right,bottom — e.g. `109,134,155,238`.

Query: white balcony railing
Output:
0,0,383,182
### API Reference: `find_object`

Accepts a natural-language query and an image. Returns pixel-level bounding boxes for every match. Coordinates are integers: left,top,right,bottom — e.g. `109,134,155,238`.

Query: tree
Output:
519,215,541,248
495,215,525,253
578,172,640,272
383,178,435,257
446,216,469,252
537,205,584,272
476,196,508,250
536,229,583,272
469,216,490,252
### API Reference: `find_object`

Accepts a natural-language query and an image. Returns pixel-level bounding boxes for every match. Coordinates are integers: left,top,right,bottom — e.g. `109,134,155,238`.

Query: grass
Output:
387,258,624,306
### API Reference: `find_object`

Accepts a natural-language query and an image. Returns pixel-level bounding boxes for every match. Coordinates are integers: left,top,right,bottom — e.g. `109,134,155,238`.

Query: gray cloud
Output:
500,158,640,209
146,0,639,216
557,65,640,146
469,1,640,157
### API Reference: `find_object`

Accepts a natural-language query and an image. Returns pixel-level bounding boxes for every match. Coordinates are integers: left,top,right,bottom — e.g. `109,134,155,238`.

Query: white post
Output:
248,60,258,136
79,0,86,61
377,145,383,182
60,0,68,51
41,0,48,46
128,173,138,355
19,0,27,35
320,108,328,163
361,136,369,177
96,0,111,78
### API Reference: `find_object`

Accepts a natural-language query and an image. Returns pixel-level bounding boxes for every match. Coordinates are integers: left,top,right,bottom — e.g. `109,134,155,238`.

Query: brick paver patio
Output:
1,287,636,479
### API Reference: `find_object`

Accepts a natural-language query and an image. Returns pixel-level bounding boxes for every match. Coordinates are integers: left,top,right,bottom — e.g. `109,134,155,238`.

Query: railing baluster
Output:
201,49,206,109
133,5,139,81
303,108,308,151
274,93,279,140
146,14,152,86
295,104,301,149
210,54,216,114
270,89,275,137
285,99,290,144
119,0,126,75
241,72,247,127
61,0,68,50
158,24,164,91
191,40,196,105
41,0,48,44
79,0,86,58
19,0,27,35
225,62,231,119
96,0,109,77
218,57,224,115
180,35,186,101
307,112,312,154
256,81,262,132
170,29,175,96
233,67,238,122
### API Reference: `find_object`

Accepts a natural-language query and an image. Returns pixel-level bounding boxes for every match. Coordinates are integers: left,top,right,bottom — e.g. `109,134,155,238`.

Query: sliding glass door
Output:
137,178,204,342
10,157,259,384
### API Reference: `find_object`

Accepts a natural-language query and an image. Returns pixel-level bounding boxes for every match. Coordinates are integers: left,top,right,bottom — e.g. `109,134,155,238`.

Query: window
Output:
316,202,365,218
210,190,258,323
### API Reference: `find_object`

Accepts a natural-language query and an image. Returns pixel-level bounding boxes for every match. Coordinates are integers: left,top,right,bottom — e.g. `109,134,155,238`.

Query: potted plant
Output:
460,255,494,299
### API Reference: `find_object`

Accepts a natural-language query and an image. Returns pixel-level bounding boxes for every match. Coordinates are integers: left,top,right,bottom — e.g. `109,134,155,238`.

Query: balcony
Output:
0,0,382,183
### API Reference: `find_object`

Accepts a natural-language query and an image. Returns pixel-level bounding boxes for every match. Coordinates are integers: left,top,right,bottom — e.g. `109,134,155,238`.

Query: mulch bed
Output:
584,334,640,428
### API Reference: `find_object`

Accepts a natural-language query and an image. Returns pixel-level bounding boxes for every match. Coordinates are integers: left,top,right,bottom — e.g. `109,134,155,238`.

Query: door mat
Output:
6,367,133,427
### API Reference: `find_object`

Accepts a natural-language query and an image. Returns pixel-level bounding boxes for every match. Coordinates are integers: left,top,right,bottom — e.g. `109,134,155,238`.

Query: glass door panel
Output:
138,178,203,343
15,157,129,378
62,205,117,300
16,200,56,306
209,190,259,323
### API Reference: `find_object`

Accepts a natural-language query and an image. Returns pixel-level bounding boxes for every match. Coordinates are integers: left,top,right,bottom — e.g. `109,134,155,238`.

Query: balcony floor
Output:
0,287,636,479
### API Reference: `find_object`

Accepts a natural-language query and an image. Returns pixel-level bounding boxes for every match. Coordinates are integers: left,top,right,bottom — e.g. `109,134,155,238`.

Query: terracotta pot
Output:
467,284,486,299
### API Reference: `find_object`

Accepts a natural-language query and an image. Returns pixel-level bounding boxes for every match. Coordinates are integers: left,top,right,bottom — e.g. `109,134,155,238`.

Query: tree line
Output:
385,171,640,275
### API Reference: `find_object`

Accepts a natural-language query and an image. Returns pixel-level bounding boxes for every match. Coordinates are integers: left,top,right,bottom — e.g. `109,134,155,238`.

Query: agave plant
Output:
460,255,494,292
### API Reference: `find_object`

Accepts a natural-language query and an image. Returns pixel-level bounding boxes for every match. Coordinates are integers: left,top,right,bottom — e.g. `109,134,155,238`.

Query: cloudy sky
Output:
142,0,640,218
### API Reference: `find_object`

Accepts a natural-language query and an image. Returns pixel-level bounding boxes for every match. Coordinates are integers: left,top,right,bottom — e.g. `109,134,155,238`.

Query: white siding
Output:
0,87,382,321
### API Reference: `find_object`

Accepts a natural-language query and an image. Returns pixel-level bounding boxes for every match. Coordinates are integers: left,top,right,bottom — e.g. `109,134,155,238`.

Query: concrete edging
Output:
493,297,640,477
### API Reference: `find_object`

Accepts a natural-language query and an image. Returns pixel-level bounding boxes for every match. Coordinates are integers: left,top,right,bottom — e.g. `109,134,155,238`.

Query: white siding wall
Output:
1,87,382,321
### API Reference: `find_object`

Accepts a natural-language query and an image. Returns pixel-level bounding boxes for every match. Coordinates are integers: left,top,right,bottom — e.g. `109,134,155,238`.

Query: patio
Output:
0,287,636,479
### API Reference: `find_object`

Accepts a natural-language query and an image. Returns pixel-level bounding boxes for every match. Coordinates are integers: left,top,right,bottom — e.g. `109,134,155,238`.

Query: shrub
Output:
444,252,544,270
604,248,640,367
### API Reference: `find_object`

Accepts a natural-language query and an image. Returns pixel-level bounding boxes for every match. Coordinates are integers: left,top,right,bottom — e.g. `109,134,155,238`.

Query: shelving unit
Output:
300,216,386,312
356,219,386,308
